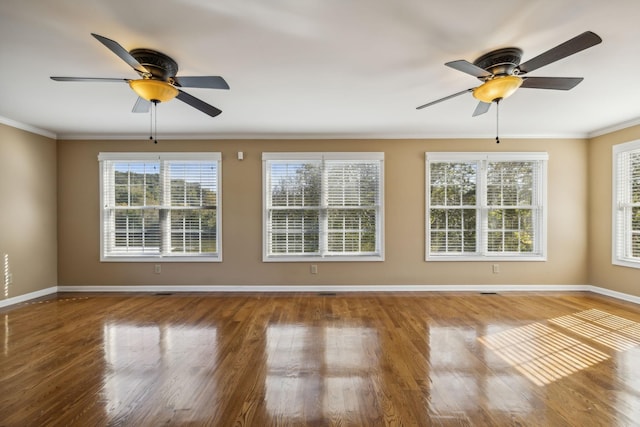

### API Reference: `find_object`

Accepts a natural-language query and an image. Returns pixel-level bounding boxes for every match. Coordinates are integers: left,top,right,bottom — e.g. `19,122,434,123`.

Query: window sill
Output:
426,255,546,262
612,259,640,269
263,254,384,262
101,256,221,263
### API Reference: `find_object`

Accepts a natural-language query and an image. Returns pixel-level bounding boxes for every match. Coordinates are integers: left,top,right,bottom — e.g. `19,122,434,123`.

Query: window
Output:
263,152,384,261
613,140,640,268
426,152,547,261
99,152,221,261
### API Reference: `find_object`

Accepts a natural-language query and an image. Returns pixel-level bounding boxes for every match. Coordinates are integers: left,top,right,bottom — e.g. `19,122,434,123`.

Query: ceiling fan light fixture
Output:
473,75,523,103
129,79,178,103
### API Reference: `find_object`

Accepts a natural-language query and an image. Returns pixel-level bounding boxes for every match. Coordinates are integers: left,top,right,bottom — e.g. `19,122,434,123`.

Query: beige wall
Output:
0,124,57,300
589,124,640,297
57,137,589,288
6,119,639,297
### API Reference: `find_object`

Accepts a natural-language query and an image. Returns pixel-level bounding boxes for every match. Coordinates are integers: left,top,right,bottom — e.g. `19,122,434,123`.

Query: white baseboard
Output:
0,286,57,309
3,284,637,309
587,285,640,305
58,284,591,293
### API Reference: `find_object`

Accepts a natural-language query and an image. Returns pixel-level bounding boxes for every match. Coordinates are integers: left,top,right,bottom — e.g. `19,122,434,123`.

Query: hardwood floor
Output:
1,291,639,426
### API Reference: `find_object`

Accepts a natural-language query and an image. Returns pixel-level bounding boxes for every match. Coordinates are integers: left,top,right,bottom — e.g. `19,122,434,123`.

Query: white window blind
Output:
613,140,640,268
99,152,221,262
426,152,547,261
263,152,384,261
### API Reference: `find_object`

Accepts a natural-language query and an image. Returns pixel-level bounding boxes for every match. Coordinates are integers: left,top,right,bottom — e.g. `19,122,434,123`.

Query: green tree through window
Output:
264,153,384,261
426,153,547,260
99,153,221,261
613,141,640,267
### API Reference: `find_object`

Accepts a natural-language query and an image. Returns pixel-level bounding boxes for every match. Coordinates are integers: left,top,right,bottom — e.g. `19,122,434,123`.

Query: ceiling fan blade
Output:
517,31,602,74
91,33,150,75
173,76,230,89
472,101,491,117
520,76,584,90
176,90,222,117
50,77,129,83
445,60,491,78
416,88,474,110
132,97,151,113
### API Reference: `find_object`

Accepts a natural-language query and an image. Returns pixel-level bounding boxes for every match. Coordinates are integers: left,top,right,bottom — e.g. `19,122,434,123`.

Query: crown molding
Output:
55,131,588,141
588,117,640,138
7,114,639,142
0,116,57,139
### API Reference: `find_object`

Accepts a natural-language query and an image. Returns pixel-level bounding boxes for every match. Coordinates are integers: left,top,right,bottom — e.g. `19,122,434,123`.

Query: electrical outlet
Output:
310,264,318,274
492,264,500,274
154,264,161,274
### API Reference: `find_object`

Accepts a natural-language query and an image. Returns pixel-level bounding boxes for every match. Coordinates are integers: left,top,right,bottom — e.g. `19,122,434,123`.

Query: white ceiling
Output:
1,0,639,140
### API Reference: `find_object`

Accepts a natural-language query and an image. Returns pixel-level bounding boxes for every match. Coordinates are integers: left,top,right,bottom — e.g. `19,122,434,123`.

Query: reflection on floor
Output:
479,308,640,386
3,293,640,425
550,308,640,351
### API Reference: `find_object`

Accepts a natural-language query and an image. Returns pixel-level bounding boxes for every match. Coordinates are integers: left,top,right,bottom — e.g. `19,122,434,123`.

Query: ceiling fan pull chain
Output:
149,102,153,142
154,101,158,144
495,99,500,144
149,101,158,144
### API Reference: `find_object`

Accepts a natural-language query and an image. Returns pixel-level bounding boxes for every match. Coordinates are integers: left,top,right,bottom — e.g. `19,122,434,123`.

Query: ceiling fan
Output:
416,31,602,117
51,33,229,117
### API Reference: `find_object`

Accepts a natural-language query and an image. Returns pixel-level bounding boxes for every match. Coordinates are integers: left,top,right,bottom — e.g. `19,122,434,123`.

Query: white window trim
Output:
612,139,640,269
425,152,548,262
262,152,384,262
98,152,222,262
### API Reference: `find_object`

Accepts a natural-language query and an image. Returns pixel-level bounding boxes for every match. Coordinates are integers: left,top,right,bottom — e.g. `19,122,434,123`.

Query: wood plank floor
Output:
1,291,639,426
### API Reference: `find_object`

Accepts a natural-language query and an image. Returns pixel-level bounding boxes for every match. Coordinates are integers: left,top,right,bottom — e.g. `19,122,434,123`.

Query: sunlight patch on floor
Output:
480,308,640,386
479,322,609,386
549,309,640,352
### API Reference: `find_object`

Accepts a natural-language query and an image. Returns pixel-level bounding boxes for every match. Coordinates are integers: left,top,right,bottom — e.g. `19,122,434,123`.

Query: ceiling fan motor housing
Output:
473,47,523,78
129,48,178,81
